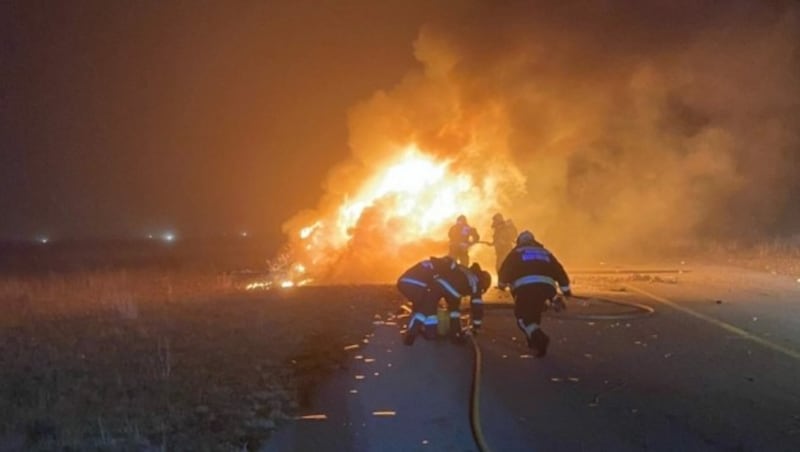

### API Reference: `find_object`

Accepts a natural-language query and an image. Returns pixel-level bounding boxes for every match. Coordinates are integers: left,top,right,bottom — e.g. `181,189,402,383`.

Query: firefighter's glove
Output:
551,295,567,313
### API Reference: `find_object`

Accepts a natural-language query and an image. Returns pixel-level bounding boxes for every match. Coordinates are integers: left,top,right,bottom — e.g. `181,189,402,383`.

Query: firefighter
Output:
448,215,480,266
490,213,518,278
434,262,492,342
498,230,572,357
396,256,450,345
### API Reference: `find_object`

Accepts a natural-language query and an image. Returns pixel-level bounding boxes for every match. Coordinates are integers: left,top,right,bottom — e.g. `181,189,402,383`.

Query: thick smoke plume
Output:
283,1,800,282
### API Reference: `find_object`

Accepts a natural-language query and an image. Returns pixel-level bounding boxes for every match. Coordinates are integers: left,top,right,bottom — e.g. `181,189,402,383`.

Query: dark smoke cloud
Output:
285,0,800,281
414,0,800,258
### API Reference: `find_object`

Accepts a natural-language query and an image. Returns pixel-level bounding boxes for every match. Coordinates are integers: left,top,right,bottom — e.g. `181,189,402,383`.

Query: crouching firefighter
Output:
435,262,492,343
498,230,572,357
396,257,447,345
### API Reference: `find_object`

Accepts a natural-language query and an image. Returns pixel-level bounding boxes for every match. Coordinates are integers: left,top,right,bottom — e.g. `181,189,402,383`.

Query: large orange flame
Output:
267,143,501,285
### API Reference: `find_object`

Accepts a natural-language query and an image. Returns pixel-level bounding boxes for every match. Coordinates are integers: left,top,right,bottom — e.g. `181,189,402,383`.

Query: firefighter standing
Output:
490,213,518,277
434,262,492,342
396,256,451,345
448,215,480,266
498,230,572,357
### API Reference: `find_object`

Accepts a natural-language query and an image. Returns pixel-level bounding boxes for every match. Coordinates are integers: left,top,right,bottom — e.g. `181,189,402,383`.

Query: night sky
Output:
0,1,444,240
2,1,799,247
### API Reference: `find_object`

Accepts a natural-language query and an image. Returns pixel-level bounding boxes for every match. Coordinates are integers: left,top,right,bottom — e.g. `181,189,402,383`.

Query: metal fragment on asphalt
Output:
297,414,328,420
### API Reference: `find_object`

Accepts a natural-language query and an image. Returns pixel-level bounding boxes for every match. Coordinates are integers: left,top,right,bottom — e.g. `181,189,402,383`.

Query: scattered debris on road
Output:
296,414,328,420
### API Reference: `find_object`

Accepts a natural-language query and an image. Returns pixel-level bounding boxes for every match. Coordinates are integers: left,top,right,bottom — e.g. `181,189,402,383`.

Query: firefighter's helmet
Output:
516,230,535,246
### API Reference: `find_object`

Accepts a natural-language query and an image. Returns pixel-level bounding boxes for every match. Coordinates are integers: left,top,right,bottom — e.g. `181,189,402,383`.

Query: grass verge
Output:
0,273,397,451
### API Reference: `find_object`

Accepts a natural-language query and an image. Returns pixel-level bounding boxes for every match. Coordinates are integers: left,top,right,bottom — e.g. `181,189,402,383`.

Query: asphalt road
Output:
264,266,800,452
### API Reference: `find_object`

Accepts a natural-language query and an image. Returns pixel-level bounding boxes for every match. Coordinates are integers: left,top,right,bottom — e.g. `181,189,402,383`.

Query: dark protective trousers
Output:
512,283,557,326
494,245,513,275
449,243,470,267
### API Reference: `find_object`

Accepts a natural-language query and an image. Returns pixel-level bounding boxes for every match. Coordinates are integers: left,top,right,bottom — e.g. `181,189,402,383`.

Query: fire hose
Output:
469,240,494,247
400,293,654,452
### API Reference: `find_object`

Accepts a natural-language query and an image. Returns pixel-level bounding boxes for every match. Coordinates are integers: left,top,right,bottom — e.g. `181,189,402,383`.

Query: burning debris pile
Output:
249,144,522,288
250,1,799,289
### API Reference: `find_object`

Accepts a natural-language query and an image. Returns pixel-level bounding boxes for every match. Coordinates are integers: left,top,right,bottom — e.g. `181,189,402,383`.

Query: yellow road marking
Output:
626,284,800,362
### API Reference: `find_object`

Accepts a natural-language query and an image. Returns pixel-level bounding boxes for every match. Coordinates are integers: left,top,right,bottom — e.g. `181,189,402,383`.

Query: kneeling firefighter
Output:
434,262,492,342
396,256,450,345
498,231,572,357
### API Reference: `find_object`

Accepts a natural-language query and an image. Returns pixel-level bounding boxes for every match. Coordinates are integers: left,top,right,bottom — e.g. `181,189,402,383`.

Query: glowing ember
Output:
300,221,322,239
245,281,273,291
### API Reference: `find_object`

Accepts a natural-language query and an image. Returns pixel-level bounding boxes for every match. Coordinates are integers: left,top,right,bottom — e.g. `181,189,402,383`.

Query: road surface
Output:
264,265,800,451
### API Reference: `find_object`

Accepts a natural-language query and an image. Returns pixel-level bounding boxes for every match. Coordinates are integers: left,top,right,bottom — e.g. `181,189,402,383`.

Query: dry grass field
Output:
0,269,397,451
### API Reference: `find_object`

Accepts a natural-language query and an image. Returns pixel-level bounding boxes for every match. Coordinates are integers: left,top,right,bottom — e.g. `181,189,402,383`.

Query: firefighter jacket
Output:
498,242,571,295
398,256,458,289
493,220,518,251
397,259,439,289
449,223,480,249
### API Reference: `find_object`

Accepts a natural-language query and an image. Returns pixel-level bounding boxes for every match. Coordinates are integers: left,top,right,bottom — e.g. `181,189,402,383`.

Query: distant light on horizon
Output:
240,231,248,237
147,234,154,239
38,237,49,244
162,232,176,242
